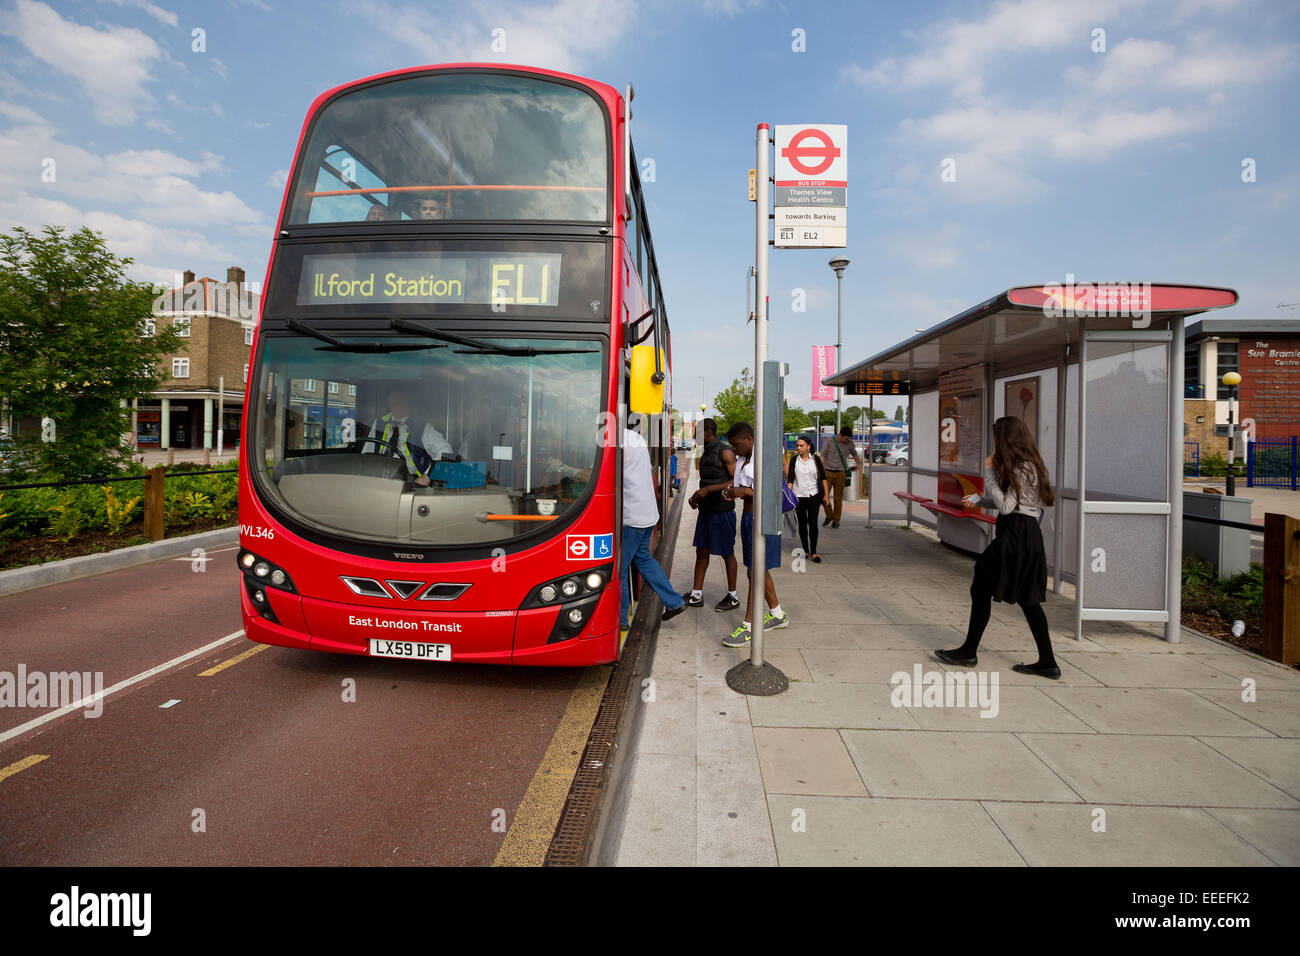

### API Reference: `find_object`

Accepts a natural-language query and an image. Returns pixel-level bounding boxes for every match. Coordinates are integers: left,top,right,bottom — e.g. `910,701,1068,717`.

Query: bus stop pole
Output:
750,122,769,670
727,123,788,697
1166,317,1185,643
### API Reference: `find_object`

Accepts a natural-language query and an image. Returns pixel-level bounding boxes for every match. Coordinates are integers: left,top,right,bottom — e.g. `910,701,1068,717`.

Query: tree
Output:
894,404,905,422
0,226,182,478
711,367,754,436
783,401,811,432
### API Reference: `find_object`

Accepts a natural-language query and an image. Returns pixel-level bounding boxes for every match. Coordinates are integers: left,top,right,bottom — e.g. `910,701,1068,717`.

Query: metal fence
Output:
1183,441,1200,477
1247,436,1299,491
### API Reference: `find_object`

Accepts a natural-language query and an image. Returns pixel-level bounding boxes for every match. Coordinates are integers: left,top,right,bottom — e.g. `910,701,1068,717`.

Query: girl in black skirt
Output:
936,416,1060,679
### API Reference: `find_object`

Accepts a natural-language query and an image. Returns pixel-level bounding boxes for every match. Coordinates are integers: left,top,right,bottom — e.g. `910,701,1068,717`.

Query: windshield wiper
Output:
285,318,446,353
387,318,596,356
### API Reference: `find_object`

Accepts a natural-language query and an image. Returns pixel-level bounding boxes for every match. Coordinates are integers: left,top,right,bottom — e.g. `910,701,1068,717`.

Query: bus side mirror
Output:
629,344,665,414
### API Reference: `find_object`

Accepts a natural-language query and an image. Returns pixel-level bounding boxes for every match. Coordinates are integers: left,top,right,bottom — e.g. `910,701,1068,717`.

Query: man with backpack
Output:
819,425,862,528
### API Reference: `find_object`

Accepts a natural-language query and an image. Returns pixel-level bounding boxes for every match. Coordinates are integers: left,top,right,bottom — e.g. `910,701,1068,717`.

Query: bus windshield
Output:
287,73,609,225
249,334,605,547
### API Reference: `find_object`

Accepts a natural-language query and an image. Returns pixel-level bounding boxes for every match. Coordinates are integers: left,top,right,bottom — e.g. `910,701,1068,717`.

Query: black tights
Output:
958,586,1056,667
795,496,821,555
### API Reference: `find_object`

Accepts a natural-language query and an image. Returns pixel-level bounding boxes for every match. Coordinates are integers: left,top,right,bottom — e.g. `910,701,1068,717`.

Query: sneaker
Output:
714,593,741,612
661,604,686,623
682,592,703,607
762,611,789,630
722,624,752,647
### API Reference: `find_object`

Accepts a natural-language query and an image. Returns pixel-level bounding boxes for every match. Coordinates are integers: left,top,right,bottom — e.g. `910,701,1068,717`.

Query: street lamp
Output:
1222,371,1241,495
828,256,850,435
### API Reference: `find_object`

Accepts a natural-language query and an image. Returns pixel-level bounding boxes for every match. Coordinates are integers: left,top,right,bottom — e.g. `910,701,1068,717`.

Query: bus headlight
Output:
521,564,612,609
237,550,296,594
254,561,271,578
568,608,584,624
241,552,256,569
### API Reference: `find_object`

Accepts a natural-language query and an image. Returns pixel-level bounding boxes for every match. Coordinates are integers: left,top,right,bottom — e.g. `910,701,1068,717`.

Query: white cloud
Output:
267,168,289,190
3,0,161,125
0,100,48,125
105,0,180,29
842,0,1132,94
358,0,638,74
1066,34,1296,94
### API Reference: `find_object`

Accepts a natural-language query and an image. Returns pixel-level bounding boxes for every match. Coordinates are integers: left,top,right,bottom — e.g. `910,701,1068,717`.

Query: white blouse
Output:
981,463,1045,517
792,455,819,497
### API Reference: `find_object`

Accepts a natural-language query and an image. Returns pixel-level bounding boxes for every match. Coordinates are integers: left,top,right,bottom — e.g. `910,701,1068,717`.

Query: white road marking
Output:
172,544,239,562
159,699,181,709
0,630,245,746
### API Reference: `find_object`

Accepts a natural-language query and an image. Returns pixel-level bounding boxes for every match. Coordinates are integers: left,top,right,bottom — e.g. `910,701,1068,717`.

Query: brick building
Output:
1184,318,1300,457
137,267,260,451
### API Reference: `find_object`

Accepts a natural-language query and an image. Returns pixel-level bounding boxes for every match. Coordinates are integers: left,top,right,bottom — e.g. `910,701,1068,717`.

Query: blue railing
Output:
1246,436,1299,490
1183,441,1200,477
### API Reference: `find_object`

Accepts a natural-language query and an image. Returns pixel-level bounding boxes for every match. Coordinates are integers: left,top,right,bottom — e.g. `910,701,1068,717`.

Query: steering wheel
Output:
354,434,423,485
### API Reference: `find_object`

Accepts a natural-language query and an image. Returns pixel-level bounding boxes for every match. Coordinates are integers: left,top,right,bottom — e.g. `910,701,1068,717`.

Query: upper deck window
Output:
287,73,609,226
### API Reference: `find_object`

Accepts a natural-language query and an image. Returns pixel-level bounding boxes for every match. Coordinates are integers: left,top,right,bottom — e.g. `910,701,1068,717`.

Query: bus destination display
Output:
846,373,908,396
297,252,562,306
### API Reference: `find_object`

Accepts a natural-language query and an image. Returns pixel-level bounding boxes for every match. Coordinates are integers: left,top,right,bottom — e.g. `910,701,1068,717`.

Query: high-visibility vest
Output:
378,414,420,474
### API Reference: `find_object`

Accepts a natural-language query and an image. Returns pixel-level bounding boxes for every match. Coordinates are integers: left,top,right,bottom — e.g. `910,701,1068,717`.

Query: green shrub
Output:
102,484,141,535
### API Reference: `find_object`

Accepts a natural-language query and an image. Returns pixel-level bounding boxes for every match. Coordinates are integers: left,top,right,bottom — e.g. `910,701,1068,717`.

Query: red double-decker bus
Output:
237,64,673,665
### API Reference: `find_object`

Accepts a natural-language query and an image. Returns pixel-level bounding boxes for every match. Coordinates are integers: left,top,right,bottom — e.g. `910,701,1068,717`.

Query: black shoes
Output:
681,592,703,607
714,594,741,612
811,555,822,563
822,516,832,526
1012,662,1061,680
661,604,686,623
935,647,978,667
832,521,840,528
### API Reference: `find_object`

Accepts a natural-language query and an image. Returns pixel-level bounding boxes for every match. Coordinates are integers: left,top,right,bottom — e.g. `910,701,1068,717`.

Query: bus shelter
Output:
823,283,1238,643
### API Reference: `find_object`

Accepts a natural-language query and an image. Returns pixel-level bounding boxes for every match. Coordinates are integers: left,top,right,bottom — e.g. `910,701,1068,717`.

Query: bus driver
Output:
362,386,453,486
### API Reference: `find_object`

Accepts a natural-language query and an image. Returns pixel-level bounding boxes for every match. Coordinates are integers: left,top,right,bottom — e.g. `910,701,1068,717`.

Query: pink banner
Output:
811,346,836,401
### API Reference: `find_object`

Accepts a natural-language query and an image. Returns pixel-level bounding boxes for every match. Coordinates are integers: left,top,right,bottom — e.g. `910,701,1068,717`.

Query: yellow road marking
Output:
493,665,611,867
0,754,50,783
198,643,269,677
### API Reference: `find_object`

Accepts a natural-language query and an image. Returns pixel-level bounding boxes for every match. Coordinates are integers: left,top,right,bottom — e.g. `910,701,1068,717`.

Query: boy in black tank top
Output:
684,419,740,610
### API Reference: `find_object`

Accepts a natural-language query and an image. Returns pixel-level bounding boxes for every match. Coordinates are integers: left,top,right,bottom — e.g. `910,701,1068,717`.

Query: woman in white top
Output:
936,416,1061,679
785,436,830,562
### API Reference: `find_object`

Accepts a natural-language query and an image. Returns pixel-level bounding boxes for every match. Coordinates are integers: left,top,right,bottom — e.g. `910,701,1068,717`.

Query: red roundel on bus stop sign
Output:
781,128,841,176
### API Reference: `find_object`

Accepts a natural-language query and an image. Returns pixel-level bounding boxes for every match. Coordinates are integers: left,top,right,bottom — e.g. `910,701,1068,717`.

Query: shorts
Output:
692,509,736,557
740,511,781,571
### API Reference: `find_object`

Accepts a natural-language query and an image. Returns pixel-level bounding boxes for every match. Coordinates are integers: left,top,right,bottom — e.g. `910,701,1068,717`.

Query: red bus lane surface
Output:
0,559,586,865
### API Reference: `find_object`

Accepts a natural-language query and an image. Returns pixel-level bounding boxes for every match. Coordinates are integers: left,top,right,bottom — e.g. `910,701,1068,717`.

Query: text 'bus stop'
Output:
824,283,1239,643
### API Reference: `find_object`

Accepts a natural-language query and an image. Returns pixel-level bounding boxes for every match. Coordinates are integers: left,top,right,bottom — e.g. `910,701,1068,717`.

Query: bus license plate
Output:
368,639,452,661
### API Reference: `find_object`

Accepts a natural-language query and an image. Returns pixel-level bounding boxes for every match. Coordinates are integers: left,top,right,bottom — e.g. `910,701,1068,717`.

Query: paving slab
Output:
982,803,1274,867
1045,687,1275,736
749,681,922,731
1190,689,1300,738
754,727,869,796
635,676,696,757
696,753,778,867
1195,737,1300,799
842,729,1081,802
1018,734,1300,808
802,648,950,683
767,794,1025,866
611,752,695,866
1205,808,1300,865
1057,652,1244,689
905,684,1095,733
696,679,756,758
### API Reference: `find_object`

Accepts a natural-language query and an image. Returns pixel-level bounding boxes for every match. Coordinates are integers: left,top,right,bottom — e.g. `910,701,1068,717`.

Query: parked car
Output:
872,441,907,463
885,443,909,467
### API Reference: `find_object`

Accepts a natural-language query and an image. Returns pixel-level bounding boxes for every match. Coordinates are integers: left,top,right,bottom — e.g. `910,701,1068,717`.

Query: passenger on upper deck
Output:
417,197,445,220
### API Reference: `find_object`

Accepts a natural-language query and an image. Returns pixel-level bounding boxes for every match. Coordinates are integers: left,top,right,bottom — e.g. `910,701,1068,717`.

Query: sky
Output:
1,0,1297,418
